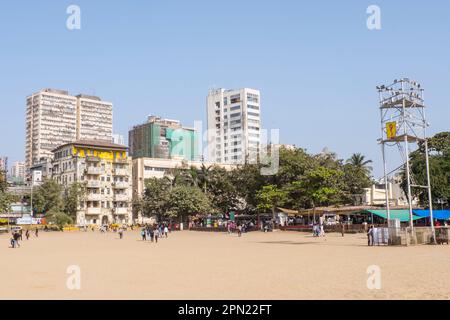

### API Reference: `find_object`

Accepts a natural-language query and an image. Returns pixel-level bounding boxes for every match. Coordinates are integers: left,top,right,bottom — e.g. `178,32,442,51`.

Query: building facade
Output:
206,88,261,164
10,161,26,183
129,115,198,161
52,140,132,226
26,89,113,169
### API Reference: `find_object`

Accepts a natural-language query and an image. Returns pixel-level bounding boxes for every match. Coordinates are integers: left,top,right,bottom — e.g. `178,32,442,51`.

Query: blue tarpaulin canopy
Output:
413,210,450,220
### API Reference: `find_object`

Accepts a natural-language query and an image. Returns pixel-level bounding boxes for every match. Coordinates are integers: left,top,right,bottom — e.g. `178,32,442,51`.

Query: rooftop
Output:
52,139,128,152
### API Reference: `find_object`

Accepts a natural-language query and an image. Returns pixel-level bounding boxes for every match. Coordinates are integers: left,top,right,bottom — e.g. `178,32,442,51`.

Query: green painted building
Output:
129,116,199,161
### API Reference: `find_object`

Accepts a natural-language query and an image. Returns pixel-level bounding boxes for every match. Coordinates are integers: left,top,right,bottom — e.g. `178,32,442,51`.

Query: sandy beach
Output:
0,230,449,300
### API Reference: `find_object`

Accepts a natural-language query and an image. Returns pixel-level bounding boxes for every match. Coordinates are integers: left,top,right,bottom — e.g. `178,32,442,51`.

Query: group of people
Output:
9,228,38,248
141,223,169,243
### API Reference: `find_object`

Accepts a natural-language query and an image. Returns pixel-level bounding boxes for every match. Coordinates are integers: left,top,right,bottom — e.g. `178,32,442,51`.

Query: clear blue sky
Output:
0,0,449,177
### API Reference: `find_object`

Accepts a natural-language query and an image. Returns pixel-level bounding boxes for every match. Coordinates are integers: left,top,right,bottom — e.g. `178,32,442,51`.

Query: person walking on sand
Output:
164,225,169,238
367,225,374,246
25,229,30,240
13,231,21,248
141,228,146,241
237,224,242,237
154,227,159,243
341,222,345,237
35,228,39,238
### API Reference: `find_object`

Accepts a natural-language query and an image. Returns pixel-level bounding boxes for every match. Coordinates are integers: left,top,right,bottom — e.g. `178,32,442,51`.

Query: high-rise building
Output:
10,161,26,182
52,140,132,226
129,115,198,161
25,89,113,169
206,88,261,164
76,94,113,141
112,133,125,145
0,156,7,173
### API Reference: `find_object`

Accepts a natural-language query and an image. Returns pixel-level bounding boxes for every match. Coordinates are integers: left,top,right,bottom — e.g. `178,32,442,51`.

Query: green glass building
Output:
129,116,199,161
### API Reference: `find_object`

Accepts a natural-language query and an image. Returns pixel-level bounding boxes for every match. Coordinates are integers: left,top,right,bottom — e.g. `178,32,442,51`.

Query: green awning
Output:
364,210,423,222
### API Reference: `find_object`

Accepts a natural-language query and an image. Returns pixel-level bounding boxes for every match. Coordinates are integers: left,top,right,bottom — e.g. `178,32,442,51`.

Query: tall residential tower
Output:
206,88,261,164
25,89,113,169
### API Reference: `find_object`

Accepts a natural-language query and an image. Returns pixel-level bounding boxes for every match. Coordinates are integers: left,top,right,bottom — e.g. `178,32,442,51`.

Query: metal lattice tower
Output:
376,78,436,243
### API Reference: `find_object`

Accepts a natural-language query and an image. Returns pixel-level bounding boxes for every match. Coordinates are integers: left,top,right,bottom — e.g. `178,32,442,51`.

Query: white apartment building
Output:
25,89,113,169
206,88,261,164
76,94,113,141
10,162,26,181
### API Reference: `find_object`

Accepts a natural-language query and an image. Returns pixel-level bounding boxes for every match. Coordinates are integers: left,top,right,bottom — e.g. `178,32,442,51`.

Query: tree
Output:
256,185,288,221
299,166,344,210
166,185,213,222
46,209,73,230
206,166,240,214
142,177,171,219
346,153,373,176
0,177,12,214
32,179,63,215
63,182,85,219
403,132,450,207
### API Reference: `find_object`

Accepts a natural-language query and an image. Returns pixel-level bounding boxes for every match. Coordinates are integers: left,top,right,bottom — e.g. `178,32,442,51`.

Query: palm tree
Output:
197,164,212,193
347,153,373,175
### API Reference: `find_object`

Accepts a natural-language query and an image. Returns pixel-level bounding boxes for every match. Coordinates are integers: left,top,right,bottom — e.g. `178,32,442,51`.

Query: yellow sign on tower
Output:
386,121,397,139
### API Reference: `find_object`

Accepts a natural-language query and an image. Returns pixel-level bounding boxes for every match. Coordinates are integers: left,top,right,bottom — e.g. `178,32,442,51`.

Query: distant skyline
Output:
1,1,449,178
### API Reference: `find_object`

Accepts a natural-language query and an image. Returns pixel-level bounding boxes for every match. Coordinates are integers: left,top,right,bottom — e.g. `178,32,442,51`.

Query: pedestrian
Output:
341,222,345,237
25,229,30,240
141,228,146,241
19,229,23,241
367,225,374,246
154,228,159,243
149,228,154,242
164,225,169,238
13,231,20,248
118,227,124,239
237,224,242,237
35,228,39,238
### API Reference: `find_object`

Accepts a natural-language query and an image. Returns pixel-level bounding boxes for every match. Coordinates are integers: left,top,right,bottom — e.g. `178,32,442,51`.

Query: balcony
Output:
114,194,129,202
86,180,101,188
86,156,100,163
87,194,102,201
114,168,128,176
86,167,102,175
86,207,101,215
114,207,129,215
113,158,128,164
113,181,128,189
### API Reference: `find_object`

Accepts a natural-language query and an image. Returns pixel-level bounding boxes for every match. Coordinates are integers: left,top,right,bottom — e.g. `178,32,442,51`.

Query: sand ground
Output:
0,229,449,300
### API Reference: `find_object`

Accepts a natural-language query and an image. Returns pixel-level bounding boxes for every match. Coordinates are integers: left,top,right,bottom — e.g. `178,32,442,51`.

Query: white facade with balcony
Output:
206,88,261,164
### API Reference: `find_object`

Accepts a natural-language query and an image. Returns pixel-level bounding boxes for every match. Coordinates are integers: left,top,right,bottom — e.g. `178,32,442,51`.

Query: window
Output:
247,93,259,103
247,104,259,110
230,94,240,104
230,105,240,111
248,112,259,117
230,112,241,118
224,97,228,105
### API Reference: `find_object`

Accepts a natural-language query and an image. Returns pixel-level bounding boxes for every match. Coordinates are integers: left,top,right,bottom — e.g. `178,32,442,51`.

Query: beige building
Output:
26,89,113,169
363,178,418,207
52,140,132,226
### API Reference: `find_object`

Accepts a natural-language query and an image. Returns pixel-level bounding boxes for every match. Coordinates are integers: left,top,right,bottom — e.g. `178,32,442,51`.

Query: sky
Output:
0,0,449,178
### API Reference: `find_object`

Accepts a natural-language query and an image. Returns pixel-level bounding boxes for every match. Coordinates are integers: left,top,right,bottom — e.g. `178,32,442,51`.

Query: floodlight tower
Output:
376,78,436,243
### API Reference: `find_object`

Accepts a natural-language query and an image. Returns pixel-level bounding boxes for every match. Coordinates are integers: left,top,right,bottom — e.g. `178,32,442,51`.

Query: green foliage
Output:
405,132,450,207
32,179,63,215
63,182,85,218
139,145,376,218
256,185,288,214
0,173,13,213
142,177,171,217
165,185,212,219
46,209,73,229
